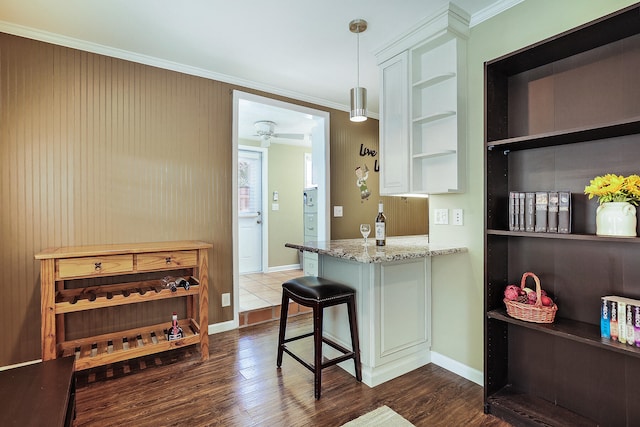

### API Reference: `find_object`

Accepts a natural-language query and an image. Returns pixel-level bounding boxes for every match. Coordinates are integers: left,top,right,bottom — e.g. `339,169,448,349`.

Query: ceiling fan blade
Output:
272,133,305,140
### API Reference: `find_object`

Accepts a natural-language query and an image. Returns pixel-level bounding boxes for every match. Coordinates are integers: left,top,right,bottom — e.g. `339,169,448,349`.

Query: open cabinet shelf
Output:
487,116,640,152
484,3,640,425
488,309,640,359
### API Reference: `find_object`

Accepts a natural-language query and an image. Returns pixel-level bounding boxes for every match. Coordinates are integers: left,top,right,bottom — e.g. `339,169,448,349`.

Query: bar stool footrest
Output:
282,331,314,344
282,347,315,372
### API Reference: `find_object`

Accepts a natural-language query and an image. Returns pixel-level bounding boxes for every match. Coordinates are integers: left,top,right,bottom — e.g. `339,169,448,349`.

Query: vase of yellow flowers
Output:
584,174,640,237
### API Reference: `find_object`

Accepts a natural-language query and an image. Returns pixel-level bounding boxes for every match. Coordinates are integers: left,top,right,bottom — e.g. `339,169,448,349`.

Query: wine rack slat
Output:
58,319,199,370
55,277,199,313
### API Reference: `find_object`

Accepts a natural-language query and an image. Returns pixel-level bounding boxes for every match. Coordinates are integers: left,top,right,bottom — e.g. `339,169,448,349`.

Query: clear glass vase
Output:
596,201,637,237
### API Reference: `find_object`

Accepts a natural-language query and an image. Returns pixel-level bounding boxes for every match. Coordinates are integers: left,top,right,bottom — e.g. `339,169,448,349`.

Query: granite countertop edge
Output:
285,235,467,264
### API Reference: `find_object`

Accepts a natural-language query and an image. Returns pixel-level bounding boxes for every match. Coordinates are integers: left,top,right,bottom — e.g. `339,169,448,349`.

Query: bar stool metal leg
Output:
347,294,362,381
276,290,289,368
313,301,323,399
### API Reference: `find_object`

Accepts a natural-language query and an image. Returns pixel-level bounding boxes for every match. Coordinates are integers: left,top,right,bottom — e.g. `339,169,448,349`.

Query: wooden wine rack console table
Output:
35,241,212,370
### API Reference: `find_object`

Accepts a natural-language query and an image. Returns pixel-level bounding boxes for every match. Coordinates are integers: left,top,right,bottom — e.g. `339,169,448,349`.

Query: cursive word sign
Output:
359,144,377,158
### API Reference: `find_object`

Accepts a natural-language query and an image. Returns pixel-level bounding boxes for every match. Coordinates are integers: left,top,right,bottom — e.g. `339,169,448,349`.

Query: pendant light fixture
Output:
349,19,368,122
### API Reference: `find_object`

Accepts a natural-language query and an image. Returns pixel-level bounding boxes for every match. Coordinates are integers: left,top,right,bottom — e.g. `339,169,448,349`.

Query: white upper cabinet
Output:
379,51,409,195
376,4,468,195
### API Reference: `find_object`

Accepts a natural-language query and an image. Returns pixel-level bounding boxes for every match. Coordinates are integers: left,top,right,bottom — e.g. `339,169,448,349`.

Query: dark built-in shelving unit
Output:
484,3,640,426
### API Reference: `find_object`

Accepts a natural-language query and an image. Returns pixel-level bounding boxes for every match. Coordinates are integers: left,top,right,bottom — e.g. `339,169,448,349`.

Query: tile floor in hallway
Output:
238,269,305,327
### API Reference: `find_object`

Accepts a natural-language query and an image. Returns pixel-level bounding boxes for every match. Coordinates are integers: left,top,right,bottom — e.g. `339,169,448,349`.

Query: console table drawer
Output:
57,255,133,279
136,250,198,271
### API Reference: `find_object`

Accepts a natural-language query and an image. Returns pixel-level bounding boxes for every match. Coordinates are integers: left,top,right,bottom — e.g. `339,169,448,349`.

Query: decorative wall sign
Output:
356,164,371,200
355,143,379,202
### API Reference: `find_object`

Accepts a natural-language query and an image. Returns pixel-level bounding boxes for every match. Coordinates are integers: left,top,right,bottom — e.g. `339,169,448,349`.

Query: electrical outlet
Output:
453,209,463,226
434,208,449,225
221,293,231,307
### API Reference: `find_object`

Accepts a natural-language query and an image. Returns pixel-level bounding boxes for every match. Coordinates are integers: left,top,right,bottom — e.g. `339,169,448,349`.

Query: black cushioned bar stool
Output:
276,276,362,399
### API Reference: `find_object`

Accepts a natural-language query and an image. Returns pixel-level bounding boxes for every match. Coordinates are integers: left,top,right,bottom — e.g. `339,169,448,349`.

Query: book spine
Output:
558,191,571,233
635,305,640,347
509,192,516,231
619,301,626,344
518,193,525,231
525,192,535,232
601,297,611,339
548,191,559,233
626,303,635,345
535,192,548,232
610,300,619,341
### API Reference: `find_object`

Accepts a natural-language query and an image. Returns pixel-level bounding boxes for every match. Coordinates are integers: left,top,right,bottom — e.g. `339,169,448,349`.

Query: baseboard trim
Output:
267,264,301,273
430,351,483,386
208,319,238,335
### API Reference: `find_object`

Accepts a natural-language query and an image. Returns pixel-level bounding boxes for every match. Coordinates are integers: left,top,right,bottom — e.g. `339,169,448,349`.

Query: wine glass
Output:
360,224,371,246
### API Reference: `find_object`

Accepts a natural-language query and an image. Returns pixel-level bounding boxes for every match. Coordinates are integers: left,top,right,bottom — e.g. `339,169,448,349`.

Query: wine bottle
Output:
375,201,386,246
168,312,184,341
175,277,190,290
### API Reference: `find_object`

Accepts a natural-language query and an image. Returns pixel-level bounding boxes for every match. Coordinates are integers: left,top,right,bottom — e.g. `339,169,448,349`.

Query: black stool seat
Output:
282,276,356,301
277,276,362,399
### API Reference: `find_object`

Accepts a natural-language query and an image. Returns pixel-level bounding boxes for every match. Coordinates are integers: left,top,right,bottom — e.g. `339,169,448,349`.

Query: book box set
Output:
509,191,571,233
601,296,640,347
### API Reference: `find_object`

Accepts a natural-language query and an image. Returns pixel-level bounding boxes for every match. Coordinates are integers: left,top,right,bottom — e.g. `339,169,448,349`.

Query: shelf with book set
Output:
484,4,640,426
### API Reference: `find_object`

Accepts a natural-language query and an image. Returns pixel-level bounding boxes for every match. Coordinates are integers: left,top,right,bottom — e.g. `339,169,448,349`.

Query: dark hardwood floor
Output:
73,314,510,426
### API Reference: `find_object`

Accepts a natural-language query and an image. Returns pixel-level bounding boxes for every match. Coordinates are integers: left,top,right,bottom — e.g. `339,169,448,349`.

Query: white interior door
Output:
238,149,263,274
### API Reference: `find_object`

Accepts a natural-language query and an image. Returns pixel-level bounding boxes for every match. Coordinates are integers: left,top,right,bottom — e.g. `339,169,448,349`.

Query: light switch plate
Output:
434,208,449,225
221,293,231,307
334,206,343,217
272,203,279,211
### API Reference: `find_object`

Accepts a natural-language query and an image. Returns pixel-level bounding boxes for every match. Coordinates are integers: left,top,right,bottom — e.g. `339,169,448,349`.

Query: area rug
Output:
342,405,415,426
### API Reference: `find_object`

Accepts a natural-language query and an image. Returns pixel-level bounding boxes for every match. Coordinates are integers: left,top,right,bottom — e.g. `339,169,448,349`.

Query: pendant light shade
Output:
349,19,367,122
350,87,367,122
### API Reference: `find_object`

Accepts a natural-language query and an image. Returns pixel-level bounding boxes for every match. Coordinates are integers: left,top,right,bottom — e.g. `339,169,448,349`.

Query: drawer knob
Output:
94,262,102,271
165,257,172,265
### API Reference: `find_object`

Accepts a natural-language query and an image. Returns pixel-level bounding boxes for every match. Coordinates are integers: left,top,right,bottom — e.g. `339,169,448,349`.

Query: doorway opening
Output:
232,91,330,327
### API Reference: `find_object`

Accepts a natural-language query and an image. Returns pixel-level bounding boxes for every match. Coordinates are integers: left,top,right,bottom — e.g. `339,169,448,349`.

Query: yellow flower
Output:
584,173,640,205
624,174,640,198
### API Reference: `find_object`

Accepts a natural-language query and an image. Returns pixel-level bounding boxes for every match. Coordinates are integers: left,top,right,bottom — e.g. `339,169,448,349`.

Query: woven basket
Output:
504,272,557,324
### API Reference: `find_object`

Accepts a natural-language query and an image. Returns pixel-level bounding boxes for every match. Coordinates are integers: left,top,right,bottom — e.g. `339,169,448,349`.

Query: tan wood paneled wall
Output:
0,32,427,365
329,112,428,239
0,33,234,364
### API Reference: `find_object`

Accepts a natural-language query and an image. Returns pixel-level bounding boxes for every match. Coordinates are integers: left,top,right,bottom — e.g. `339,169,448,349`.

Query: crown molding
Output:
469,0,524,27
0,20,377,119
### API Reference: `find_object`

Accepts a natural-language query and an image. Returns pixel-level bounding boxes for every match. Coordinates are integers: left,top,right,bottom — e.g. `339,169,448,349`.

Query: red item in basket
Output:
504,285,519,301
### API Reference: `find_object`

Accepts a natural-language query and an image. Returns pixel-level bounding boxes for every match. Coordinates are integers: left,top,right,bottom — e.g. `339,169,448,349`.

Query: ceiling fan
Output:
254,120,305,147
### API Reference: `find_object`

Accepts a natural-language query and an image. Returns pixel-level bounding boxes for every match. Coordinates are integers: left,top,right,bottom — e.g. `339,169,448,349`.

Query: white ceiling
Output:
0,0,518,142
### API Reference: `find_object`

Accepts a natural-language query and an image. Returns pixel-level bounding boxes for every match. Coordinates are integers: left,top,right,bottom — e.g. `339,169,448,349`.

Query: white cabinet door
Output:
379,52,409,195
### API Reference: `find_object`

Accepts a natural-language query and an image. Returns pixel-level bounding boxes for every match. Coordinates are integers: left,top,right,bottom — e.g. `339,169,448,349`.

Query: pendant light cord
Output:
356,30,360,88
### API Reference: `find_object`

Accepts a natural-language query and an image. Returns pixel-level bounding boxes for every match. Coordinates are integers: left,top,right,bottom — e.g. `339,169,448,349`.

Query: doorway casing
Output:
231,91,330,328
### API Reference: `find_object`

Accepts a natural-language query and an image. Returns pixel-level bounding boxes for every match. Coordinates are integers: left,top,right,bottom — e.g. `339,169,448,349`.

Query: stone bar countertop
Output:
285,235,467,263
